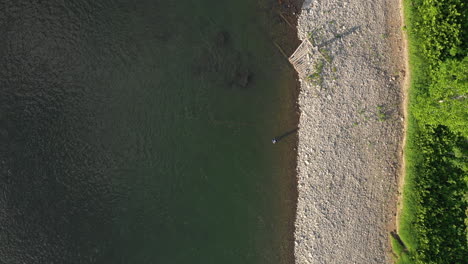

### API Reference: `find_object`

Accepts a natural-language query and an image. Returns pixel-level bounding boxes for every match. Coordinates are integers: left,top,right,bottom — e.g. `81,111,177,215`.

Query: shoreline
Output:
292,0,406,262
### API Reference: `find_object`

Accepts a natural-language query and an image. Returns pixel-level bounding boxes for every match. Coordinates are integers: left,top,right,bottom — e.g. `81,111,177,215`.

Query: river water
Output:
0,0,299,263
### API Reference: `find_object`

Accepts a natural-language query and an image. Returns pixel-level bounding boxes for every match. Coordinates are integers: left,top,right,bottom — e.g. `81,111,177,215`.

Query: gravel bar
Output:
293,0,407,263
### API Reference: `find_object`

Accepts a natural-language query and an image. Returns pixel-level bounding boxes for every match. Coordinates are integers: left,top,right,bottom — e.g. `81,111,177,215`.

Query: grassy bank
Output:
394,0,467,263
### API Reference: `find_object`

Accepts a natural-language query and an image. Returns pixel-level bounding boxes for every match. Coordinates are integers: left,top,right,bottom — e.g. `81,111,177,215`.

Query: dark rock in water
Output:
232,68,252,88
215,31,230,47
191,32,253,89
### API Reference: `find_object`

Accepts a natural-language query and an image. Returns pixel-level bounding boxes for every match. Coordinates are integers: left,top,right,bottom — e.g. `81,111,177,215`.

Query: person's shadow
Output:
272,128,298,144
317,26,361,48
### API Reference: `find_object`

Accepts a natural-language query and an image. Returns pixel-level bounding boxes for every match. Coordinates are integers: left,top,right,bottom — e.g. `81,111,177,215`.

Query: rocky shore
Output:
293,0,406,263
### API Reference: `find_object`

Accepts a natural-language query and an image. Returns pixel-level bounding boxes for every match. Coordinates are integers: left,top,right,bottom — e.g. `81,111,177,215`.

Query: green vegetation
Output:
376,105,387,121
306,31,335,86
395,0,467,263
356,106,389,122
391,232,412,264
414,58,468,136
307,60,324,86
307,32,316,46
319,48,333,63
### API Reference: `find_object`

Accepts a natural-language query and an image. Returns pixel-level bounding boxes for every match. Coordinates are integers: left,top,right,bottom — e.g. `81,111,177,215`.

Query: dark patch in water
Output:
215,31,230,48
231,67,253,88
191,31,254,89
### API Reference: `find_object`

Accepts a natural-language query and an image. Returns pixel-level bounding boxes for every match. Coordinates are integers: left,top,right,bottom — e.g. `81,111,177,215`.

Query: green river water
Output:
0,0,300,263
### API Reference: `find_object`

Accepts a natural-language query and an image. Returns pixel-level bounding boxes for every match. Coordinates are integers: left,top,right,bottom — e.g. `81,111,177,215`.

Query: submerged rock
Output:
215,31,230,47
232,68,252,88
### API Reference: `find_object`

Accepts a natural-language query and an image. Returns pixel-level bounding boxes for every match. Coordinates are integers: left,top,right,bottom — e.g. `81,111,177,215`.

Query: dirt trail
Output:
395,0,410,233
293,0,407,263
